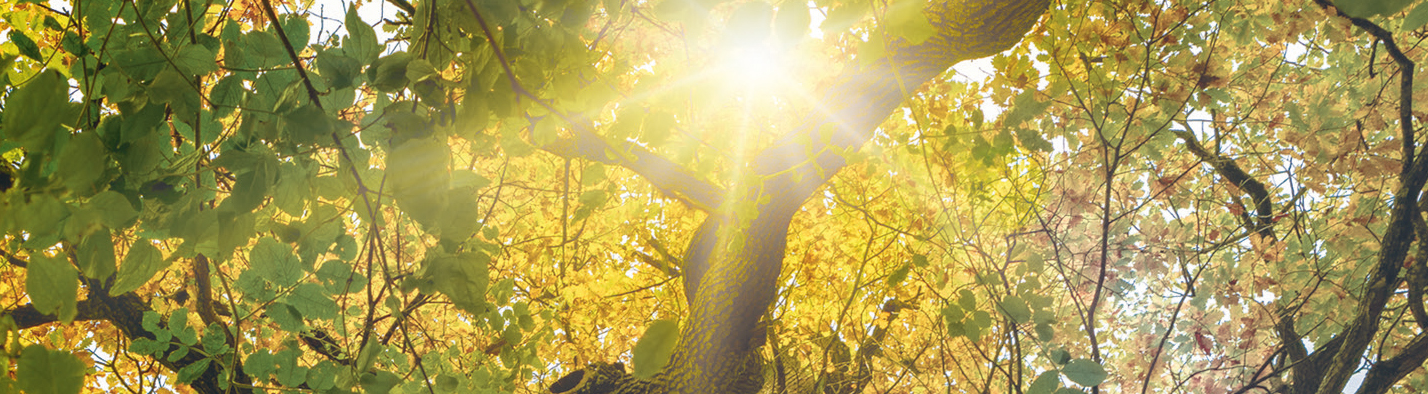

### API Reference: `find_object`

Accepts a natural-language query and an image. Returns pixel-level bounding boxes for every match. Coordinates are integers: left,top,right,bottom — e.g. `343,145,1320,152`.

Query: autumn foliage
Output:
1,0,1428,393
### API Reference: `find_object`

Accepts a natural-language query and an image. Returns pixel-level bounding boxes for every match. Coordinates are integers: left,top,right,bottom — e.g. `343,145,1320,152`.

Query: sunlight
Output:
719,43,791,96
719,44,788,92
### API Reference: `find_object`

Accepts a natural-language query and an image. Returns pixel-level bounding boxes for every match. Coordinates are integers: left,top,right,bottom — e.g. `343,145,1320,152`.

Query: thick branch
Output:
6,298,109,330
80,278,254,394
1172,129,1275,240
541,125,725,212
1309,2,1428,392
1353,333,1428,394
2,247,251,394
1277,314,1346,394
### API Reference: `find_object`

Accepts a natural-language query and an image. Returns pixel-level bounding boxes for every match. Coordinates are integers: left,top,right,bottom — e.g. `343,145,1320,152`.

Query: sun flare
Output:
719,44,789,95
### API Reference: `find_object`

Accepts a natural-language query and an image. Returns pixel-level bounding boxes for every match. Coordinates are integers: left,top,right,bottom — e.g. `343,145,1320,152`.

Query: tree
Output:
2,0,1428,393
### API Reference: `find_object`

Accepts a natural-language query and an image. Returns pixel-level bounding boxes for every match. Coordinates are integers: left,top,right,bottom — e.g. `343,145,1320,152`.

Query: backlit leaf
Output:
886,0,934,44
388,136,451,230
424,251,490,314
3,70,68,153
631,319,680,379
251,237,303,288
345,5,380,64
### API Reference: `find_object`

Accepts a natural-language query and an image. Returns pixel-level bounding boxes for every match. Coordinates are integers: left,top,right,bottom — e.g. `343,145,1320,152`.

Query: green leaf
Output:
367,51,413,93
275,348,308,387
345,6,380,65
724,1,773,45
18,195,69,247
278,14,310,49
436,188,482,243
824,2,869,32
631,319,680,379
201,323,230,355
1062,358,1107,387
78,230,117,281
388,137,451,230
17,345,85,394
174,45,219,77
1035,322,1055,341
273,162,313,216
221,156,276,214
177,358,211,383
424,251,490,314
168,307,198,345
1336,0,1415,17
886,0,934,44
307,361,339,391
1050,349,1071,365
8,30,43,62
3,70,68,153
25,254,78,323
317,53,362,90
571,190,609,222
289,283,338,321
359,371,401,394
110,240,168,296
166,344,190,362
773,3,811,46
958,289,976,310
128,337,170,356
316,259,366,294
246,350,276,380
886,263,910,287
209,75,245,118
57,132,108,194
268,303,306,332
1027,370,1060,394
148,69,202,123
1404,2,1428,30
283,104,335,146
89,191,138,228
244,31,288,68
251,237,303,287
1000,295,1031,324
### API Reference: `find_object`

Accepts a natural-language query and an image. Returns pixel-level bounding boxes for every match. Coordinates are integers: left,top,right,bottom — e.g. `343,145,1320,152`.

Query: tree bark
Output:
662,1,1053,392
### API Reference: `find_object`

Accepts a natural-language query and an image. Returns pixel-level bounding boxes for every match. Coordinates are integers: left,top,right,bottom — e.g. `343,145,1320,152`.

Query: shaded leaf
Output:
1404,2,1428,30
17,345,85,394
77,230,117,281
1028,370,1060,394
111,240,167,296
57,132,107,194
1062,359,1107,387
8,30,43,61
1000,295,1031,324
26,254,78,323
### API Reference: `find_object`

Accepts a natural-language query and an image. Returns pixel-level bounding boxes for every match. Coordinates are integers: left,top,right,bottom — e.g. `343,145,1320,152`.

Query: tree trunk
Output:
662,1,1053,392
